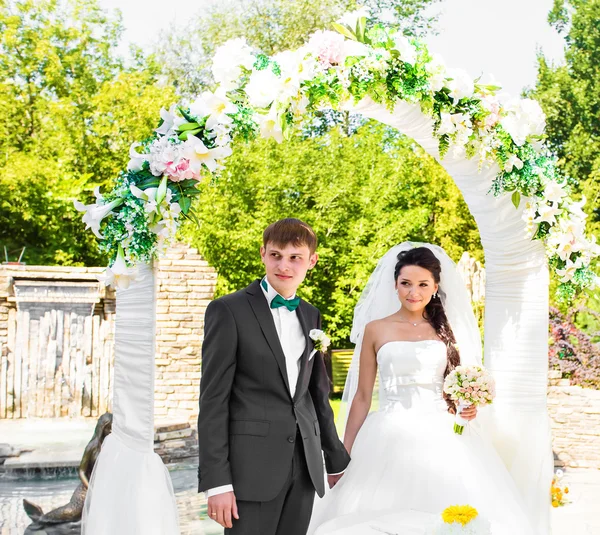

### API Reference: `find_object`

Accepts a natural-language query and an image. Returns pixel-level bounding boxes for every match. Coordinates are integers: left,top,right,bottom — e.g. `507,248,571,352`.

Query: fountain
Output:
21,412,112,534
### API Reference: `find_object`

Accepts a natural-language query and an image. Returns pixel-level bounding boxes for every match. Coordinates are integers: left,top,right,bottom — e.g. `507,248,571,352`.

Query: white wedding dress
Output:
308,339,538,535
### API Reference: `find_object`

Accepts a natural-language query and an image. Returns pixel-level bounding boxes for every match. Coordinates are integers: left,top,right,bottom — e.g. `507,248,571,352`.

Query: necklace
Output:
397,317,429,327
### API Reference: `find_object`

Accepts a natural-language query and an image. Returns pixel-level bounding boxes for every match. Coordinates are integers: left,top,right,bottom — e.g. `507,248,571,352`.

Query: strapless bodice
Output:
376,340,447,411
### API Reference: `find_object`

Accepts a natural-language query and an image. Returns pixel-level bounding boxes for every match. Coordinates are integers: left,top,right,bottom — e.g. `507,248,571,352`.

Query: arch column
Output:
350,97,552,533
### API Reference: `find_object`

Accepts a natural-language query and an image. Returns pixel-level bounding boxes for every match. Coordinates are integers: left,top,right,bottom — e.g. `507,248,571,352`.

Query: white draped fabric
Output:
82,263,180,535
349,98,553,533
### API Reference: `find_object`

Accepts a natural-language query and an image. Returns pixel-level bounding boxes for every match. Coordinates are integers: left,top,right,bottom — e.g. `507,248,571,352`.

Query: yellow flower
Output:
564,487,569,494
441,505,479,526
552,500,559,508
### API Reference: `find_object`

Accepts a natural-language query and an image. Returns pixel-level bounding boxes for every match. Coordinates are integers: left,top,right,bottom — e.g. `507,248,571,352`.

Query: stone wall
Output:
0,243,216,423
154,244,217,423
548,371,600,469
0,265,115,419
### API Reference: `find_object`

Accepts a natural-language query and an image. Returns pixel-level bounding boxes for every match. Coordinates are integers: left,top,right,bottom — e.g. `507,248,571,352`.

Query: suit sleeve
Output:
309,311,351,475
198,298,237,492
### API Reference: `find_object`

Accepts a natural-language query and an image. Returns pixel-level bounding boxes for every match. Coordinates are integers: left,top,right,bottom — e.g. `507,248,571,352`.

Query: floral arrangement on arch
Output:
75,8,599,298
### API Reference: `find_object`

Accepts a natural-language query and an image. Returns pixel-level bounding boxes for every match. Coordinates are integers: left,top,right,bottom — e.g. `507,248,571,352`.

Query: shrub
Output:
549,307,600,389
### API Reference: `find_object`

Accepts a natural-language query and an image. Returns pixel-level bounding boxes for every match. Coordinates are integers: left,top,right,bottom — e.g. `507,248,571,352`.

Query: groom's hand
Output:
328,473,344,488
207,491,239,529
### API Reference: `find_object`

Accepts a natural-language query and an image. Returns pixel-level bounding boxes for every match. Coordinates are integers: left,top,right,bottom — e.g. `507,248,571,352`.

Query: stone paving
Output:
1,419,599,534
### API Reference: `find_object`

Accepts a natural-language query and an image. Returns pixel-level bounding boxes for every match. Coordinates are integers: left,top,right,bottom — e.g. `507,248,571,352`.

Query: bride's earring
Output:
433,292,438,299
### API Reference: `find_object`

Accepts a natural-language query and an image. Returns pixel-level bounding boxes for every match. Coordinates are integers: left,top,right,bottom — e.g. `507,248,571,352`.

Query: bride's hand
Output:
460,405,478,421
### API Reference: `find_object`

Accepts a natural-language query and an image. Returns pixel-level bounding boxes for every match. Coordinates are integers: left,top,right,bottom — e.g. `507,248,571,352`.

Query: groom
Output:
198,218,350,535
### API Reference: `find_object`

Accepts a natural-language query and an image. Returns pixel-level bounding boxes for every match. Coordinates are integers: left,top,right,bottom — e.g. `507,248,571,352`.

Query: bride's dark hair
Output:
394,247,460,413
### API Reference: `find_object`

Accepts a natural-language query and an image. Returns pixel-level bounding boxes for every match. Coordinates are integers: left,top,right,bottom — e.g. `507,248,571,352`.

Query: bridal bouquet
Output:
433,505,491,535
443,366,496,435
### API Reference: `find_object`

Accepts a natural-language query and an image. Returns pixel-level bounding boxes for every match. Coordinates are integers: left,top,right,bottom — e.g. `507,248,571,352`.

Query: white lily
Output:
558,214,585,237
392,34,417,65
259,106,284,143
183,134,231,174
543,180,568,204
273,52,305,100
127,143,148,171
93,186,104,202
425,54,447,93
100,246,138,290
337,7,370,29
533,202,562,226
446,69,475,104
504,154,524,172
73,197,123,239
190,90,237,131
564,196,588,221
130,184,160,214
155,104,185,136
437,113,455,136
550,231,583,262
556,257,584,283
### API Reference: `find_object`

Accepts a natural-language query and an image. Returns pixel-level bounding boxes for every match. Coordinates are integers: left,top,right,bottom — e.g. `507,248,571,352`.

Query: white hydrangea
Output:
446,68,475,104
245,68,283,109
500,98,546,146
212,38,255,90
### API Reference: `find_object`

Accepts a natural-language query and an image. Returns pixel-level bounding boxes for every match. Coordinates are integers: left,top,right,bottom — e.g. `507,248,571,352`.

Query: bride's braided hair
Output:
394,247,460,413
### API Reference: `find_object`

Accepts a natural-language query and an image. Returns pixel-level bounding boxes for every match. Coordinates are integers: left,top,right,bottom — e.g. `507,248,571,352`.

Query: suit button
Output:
287,436,295,443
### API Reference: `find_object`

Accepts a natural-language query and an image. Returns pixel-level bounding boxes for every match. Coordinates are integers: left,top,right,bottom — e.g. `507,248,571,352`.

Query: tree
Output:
531,0,600,329
154,0,441,98
0,0,175,265
533,0,600,232
183,123,481,346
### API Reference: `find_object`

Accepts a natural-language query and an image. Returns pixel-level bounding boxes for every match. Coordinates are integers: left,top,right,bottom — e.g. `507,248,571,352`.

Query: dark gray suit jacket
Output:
197,279,350,502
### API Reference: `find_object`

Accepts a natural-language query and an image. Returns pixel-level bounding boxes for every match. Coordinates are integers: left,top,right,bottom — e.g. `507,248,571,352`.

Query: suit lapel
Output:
246,280,291,395
294,302,312,401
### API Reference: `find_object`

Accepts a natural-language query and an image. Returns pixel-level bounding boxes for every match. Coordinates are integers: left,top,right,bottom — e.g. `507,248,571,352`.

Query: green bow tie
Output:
271,294,300,312
262,279,300,312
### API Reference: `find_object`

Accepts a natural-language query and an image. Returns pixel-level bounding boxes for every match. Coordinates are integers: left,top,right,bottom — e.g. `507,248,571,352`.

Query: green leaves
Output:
179,196,192,214
332,16,368,44
178,122,201,131
331,22,358,41
511,191,521,209
356,16,367,43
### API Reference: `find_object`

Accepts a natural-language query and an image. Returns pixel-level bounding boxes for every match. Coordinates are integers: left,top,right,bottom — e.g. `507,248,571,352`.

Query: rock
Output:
24,521,81,534
0,443,21,464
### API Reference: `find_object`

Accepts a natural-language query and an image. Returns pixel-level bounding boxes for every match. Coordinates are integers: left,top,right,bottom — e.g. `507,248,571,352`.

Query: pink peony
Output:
307,30,346,67
166,159,197,182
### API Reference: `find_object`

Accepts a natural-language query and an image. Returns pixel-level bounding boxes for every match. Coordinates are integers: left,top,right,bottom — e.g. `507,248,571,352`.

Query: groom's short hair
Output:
263,218,318,254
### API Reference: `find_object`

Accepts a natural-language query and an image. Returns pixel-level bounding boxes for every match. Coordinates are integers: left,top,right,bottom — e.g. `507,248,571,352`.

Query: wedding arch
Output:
76,10,599,535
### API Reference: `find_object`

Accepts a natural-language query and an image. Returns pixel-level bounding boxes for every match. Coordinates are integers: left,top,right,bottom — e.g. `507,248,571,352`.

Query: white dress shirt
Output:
207,277,306,498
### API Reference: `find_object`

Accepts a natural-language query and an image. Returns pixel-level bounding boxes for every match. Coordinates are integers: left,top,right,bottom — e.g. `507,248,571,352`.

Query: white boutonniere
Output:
309,329,331,353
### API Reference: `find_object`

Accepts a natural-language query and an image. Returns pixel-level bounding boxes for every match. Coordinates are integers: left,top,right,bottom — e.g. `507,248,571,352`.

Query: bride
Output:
308,243,538,535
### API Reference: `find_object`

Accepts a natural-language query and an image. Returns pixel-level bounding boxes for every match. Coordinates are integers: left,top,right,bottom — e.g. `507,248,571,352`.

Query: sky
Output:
97,0,566,98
